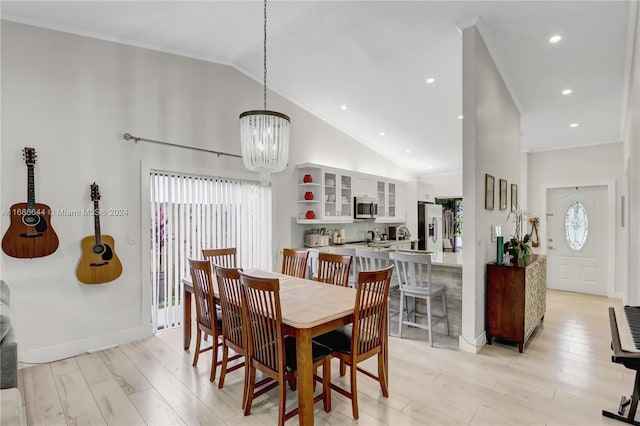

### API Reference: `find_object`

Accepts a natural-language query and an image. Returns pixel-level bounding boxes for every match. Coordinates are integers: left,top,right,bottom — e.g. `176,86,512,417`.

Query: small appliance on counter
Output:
388,226,397,240
304,228,329,247
332,228,346,245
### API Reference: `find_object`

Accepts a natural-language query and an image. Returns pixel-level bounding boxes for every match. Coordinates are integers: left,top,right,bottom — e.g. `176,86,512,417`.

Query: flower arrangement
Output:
503,206,531,261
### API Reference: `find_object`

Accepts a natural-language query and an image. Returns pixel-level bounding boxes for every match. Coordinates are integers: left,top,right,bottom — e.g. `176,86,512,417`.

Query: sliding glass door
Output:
150,172,271,331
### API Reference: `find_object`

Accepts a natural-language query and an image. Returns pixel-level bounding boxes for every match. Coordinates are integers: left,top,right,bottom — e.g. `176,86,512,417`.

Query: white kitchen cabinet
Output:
296,164,353,224
296,163,407,224
353,177,376,198
323,171,353,221
376,180,407,223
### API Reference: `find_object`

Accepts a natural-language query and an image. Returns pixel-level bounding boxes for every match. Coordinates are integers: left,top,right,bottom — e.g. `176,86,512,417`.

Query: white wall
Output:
461,26,521,352
417,174,462,202
1,21,416,362
625,4,640,305
527,143,624,295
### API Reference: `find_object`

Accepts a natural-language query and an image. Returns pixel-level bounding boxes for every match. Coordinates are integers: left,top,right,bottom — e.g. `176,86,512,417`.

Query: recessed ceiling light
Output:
570,122,580,128
340,105,347,110
379,132,385,136
549,35,562,44
562,89,573,95
405,150,412,154
428,166,433,169
457,115,464,120
426,77,435,84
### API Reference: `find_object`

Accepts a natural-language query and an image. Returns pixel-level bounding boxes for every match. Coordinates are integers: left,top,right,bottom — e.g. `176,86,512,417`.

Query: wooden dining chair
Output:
203,247,237,268
188,259,223,382
313,265,394,420
239,272,332,425
317,252,352,287
214,265,247,405
281,248,308,278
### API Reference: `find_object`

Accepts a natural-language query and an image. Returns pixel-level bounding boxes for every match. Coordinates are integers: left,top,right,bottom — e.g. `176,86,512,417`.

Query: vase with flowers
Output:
503,206,531,264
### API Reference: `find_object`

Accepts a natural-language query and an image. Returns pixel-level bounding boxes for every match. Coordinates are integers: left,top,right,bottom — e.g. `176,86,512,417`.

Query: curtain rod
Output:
123,132,242,159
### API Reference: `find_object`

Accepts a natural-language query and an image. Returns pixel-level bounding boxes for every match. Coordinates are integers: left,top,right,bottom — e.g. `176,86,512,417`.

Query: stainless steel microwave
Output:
354,196,378,219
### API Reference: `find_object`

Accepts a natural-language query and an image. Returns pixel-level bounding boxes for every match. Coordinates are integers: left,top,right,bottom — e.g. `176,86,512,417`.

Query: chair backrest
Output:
188,259,216,332
215,265,245,350
317,252,352,287
352,265,394,357
393,252,432,291
306,248,320,280
281,248,308,278
356,249,390,271
203,247,237,268
239,272,284,376
328,247,357,286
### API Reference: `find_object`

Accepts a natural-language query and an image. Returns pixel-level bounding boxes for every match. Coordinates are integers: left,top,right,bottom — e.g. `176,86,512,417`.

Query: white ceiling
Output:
1,1,635,177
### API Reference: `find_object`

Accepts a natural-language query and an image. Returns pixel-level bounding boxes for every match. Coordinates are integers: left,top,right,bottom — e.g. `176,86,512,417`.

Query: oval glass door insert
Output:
565,201,588,251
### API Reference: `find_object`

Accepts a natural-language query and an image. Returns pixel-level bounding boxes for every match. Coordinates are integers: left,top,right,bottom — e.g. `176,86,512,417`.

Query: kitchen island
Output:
309,244,463,338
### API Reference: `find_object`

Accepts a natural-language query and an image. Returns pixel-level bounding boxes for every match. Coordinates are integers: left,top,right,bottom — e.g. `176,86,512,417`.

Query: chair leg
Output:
287,375,297,391
192,330,202,366
377,352,389,398
350,358,359,420
278,376,287,426
442,293,450,336
209,335,218,382
244,366,256,416
340,359,346,377
242,359,249,410
427,297,433,347
218,344,228,389
398,292,404,338
322,357,332,412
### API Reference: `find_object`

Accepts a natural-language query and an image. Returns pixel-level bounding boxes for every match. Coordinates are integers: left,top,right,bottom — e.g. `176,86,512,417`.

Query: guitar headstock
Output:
23,147,37,165
90,183,101,201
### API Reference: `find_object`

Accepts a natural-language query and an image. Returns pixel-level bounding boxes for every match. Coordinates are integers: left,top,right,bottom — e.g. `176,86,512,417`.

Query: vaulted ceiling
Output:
2,1,635,177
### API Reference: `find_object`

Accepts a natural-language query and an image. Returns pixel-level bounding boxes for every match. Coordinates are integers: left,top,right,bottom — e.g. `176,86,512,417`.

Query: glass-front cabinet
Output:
376,180,406,223
324,171,352,221
296,163,405,224
296,164,353,224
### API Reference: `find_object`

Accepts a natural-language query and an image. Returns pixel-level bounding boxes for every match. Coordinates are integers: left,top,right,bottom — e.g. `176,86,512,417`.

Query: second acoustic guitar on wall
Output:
76,183,122,284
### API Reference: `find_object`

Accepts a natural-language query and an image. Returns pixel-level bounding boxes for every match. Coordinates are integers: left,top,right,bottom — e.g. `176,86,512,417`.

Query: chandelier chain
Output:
263,0,267,110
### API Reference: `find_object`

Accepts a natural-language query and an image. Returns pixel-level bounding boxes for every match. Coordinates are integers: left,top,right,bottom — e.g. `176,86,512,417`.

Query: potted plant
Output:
503,206,531,263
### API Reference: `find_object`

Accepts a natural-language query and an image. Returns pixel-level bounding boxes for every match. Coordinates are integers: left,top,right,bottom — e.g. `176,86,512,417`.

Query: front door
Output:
546,185,608,295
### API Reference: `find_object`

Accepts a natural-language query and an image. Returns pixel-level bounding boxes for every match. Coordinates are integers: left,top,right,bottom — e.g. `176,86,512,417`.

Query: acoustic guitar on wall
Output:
1,147,59,258
76,183,122,284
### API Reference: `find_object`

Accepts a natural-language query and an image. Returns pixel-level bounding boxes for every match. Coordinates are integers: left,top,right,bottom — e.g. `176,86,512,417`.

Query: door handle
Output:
548,246,556,250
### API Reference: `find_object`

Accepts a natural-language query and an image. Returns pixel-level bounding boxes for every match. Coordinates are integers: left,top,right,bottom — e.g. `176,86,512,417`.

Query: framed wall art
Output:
511,183,518,210
499,179,507,210
485,174,495,210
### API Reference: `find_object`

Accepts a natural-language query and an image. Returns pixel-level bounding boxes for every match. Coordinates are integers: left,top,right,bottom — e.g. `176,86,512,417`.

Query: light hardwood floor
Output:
19,290,632,425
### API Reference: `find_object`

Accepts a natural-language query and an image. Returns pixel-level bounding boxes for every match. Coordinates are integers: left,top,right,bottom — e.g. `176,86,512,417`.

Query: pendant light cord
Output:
263,0,268,110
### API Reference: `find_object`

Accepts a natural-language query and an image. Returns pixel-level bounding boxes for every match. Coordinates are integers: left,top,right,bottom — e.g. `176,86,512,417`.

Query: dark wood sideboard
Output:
486,255,547,353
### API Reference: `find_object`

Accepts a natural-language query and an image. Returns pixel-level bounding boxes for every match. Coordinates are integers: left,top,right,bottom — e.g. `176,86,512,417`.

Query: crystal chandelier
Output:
239,0,290,185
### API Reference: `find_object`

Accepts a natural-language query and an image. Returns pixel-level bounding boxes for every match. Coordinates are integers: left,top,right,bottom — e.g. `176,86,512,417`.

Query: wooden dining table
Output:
181,269,387,425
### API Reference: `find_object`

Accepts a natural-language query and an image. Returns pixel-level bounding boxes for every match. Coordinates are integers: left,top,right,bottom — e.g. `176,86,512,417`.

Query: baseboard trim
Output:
459,332,487,354
18,324,153,364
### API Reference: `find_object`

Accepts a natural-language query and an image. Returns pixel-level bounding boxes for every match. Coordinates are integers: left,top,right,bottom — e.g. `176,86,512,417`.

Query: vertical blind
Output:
150,171,272,330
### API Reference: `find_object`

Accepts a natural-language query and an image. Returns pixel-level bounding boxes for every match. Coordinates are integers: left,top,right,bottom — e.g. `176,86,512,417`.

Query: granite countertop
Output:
394,250,463,267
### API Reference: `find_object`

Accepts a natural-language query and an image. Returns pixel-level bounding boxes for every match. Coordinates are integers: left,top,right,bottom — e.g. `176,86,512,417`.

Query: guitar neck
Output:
94,200,102,246
27,165,35,210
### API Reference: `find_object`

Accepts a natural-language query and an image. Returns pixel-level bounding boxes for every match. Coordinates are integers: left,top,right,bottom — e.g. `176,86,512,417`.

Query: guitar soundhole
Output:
22,215,41,227
93,244,105,255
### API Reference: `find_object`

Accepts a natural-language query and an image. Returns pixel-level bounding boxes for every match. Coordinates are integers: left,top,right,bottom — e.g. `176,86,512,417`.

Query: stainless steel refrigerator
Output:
418,202,443,252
